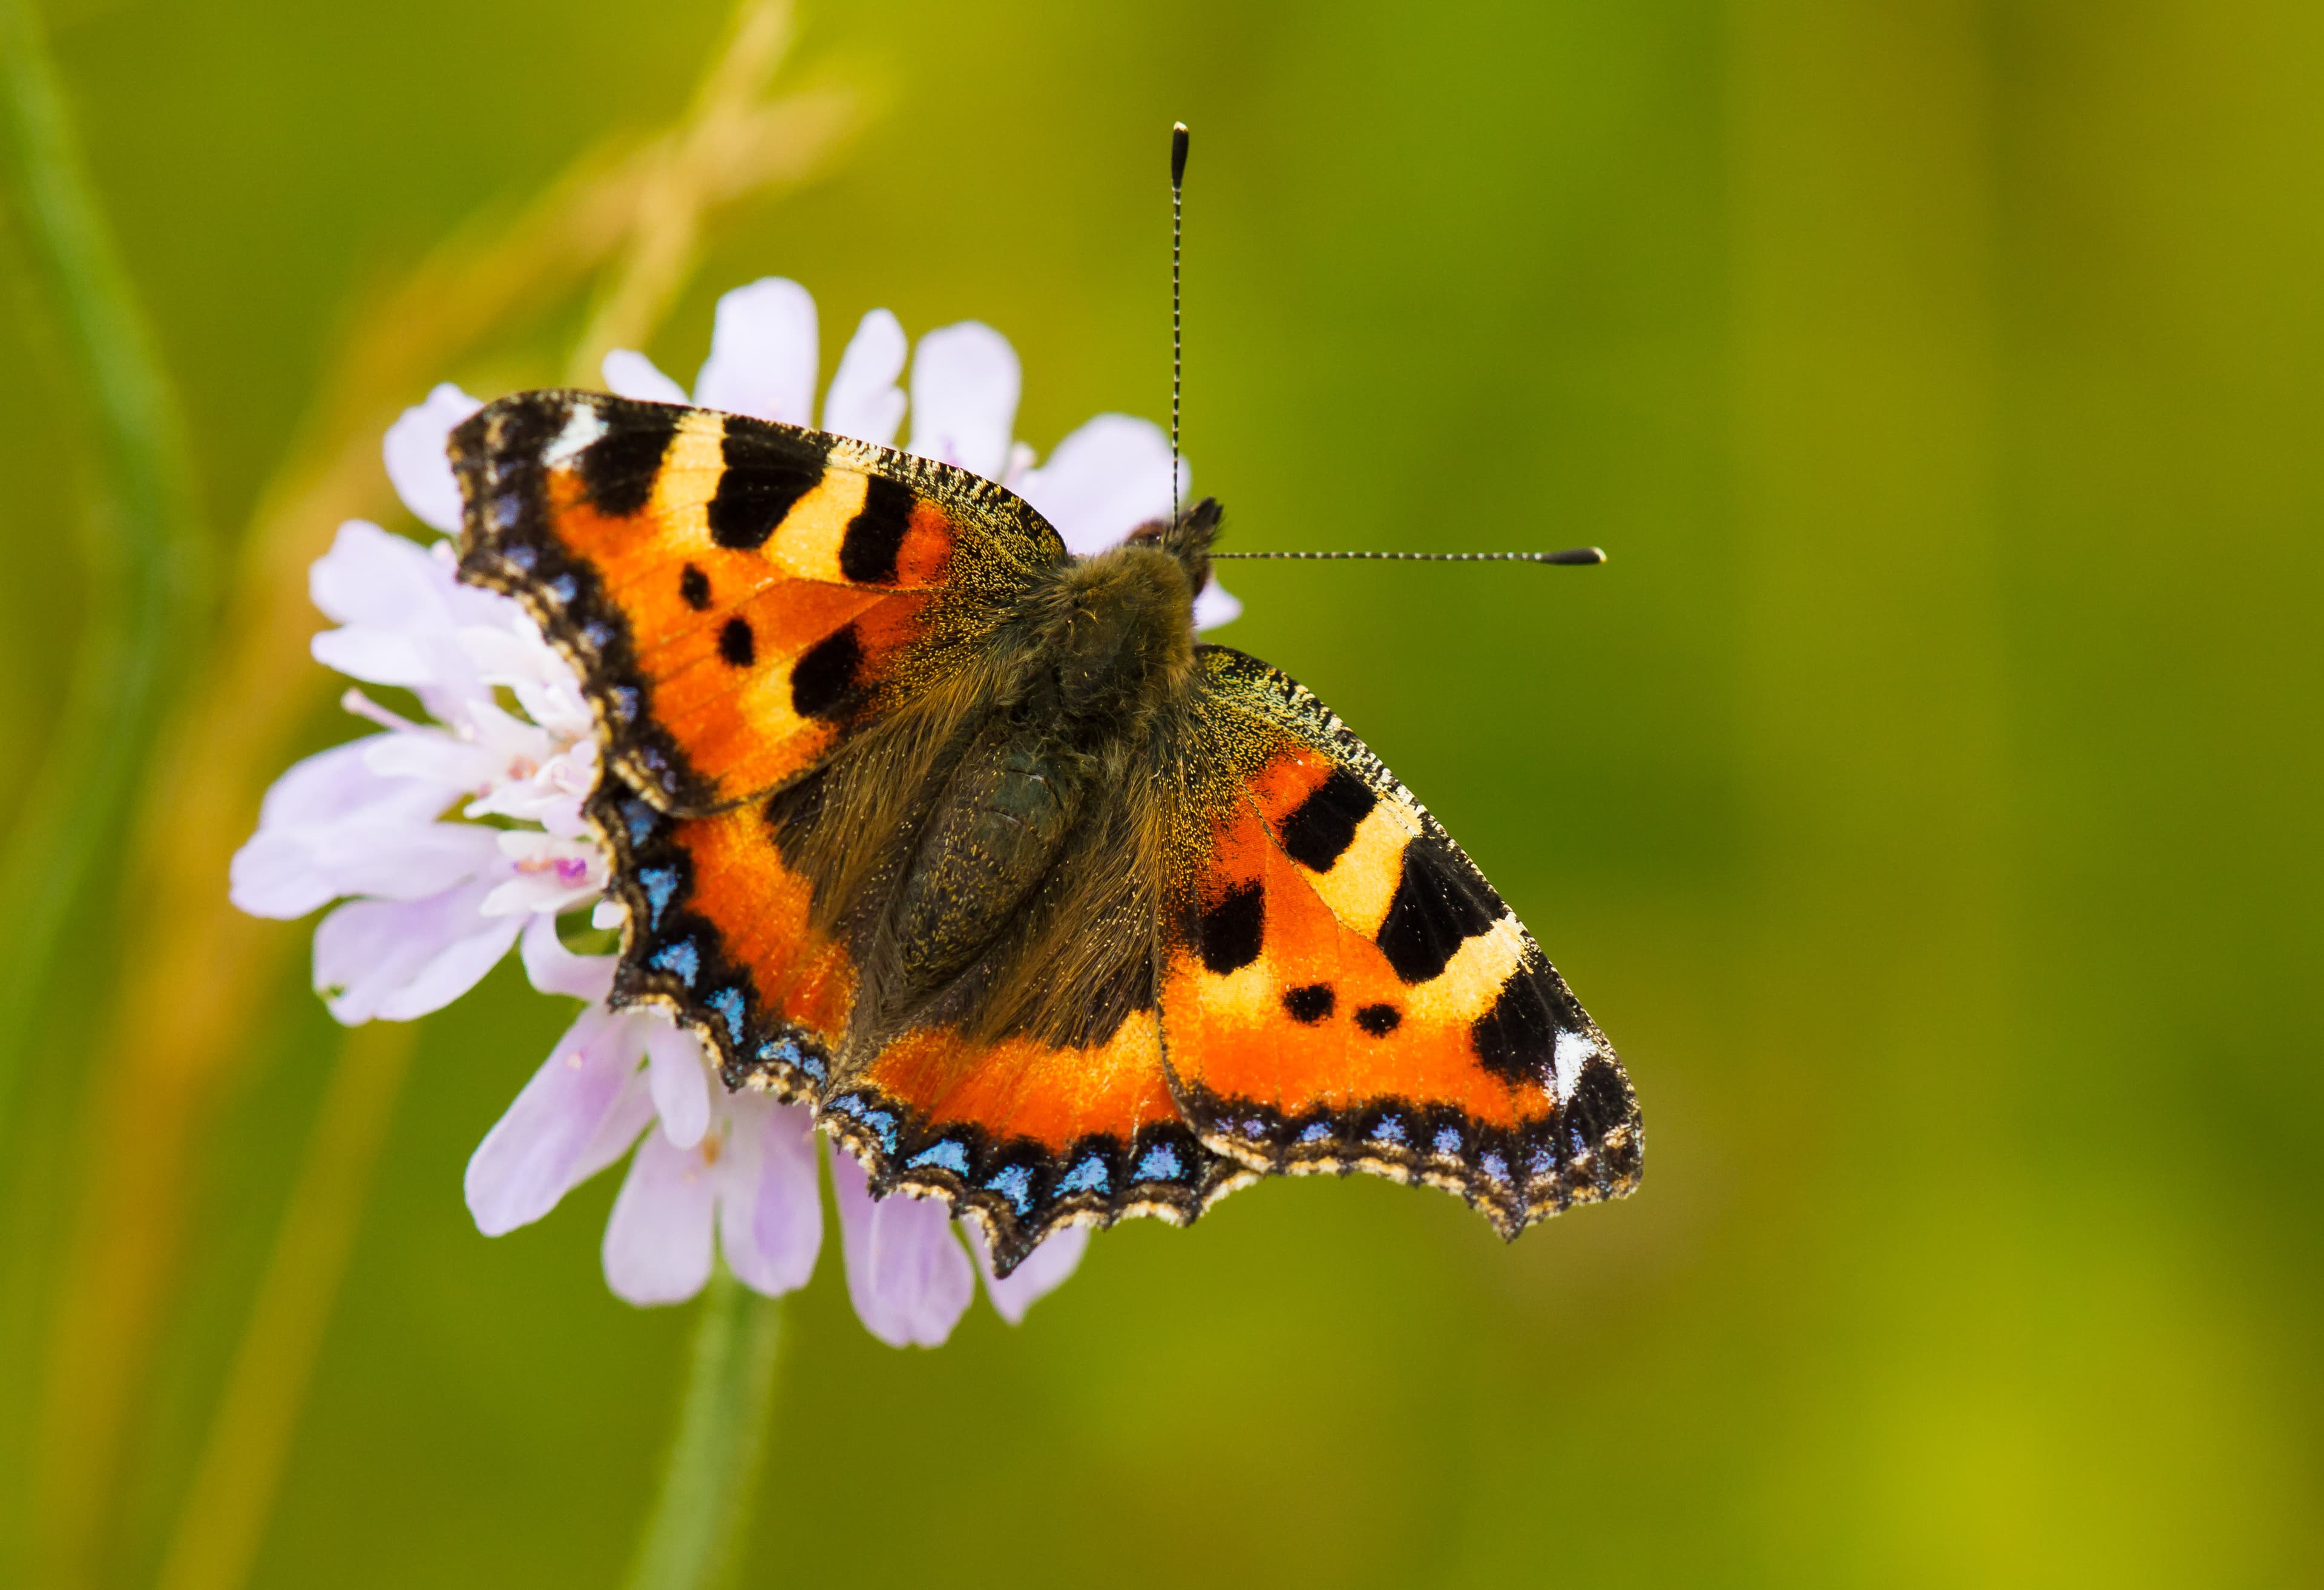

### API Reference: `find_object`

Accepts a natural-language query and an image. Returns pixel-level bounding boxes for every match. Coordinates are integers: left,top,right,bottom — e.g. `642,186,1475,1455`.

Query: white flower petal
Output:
999,439,1036,489
714,1095,822,1296
600,348,689,405
465,1004,654,1235
310,820,505,905
308,521,493,714
1013,414,1183,557
1193,581,1242,631
907,321,1019,480
232,739,454,918
821,309,907,445
534,792,589,842
253,735,444,831
229,832,359,921
358,725,502,793
229,833,343,921
518,914,615,1003
241,813,502,918
309,520,442,630
643,1021,712,1150
830,1147,974,1347
313,882,521,1024
383,384,484,532
968,1221,1090,1324
479,870,599,920
693,278,818,424
485,831,603,915
309,627,435,688
603,1128,717,1306
458,618,590,719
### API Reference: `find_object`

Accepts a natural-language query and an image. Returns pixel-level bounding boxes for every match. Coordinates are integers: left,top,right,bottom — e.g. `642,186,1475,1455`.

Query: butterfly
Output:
449,390,1641,1275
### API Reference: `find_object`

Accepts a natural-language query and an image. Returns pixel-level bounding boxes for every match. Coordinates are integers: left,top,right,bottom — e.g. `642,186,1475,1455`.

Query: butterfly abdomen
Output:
889,728,1086,992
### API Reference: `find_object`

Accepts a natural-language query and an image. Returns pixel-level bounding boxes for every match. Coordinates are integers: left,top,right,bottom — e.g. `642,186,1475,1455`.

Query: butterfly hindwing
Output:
591,784,856,1103
1159,646,1643,1234
818,1012,1253,1274
451,390,1063,814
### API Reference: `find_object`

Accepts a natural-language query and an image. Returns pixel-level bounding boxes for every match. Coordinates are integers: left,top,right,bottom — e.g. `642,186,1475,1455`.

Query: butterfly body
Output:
452,390,1641,1274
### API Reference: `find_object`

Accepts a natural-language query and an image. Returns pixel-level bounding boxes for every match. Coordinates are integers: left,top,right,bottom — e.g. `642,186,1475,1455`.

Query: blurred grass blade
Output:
153,1022,417,1590
626,1274,787,1590
0,0,208,1149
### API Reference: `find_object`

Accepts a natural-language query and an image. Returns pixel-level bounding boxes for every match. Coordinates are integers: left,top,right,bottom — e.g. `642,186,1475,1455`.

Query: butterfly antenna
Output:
1170,120,1188,533
1210,548,1610,565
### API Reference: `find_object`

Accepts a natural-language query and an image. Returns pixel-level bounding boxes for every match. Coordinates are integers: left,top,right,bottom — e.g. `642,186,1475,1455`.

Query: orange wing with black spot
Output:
452,388,1057,1098
451,389,1060,815
1158,646,1642,1235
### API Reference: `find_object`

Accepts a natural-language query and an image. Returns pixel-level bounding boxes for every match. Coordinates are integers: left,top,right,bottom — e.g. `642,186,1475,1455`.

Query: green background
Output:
5,0,2320,1585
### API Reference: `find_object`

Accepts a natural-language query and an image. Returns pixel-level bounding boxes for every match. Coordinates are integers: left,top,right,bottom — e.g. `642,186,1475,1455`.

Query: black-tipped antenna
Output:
1170,121,1188,532
1211,547,1609,566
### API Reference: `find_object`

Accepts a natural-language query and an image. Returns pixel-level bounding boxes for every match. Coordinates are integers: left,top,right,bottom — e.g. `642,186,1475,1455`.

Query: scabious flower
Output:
232,278,1233,1344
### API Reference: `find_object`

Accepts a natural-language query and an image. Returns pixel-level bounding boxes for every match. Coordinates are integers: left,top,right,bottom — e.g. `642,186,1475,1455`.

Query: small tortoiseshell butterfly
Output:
450,392,1641,1274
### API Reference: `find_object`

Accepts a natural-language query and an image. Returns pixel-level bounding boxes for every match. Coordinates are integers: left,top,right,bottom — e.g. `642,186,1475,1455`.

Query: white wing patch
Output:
542,401,610,469
1551,1030,1597,1107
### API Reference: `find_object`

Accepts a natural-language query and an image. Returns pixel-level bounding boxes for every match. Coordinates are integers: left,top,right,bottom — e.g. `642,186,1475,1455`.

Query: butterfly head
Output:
1124,494,1224,610
1022,499,1221,731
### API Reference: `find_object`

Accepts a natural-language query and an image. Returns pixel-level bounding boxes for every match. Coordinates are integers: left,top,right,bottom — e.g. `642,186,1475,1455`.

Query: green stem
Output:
0,0,209,1146
625,1272,787,1590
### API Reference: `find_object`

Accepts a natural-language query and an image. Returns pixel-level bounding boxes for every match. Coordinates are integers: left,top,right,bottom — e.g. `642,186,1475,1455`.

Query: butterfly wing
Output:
453,388,1063,1100
819,1010,1253,1275
451,390,1063,815
1158,645,1643,1234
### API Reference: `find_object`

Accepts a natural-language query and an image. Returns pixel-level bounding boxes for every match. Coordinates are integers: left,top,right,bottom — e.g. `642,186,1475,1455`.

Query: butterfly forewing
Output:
451,390,1063,815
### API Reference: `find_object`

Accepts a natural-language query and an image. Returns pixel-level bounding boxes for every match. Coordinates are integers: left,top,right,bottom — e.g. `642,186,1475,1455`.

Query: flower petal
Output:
643,1019,712,1150
821,309,907,445
231,738,454,918
309,626,435,689
312,881,521,1023
907,321,1019,480
693,278,818,424
1013,413,1182,557
252,734,444,831
829,1147,974,1347
518,914,615,1003
465,1004,655,1235
383,385,484,533
479,871,600,920
603,1128,717,1306
601,348,690,405
303,819,505,906
714,1095,823,1297
1193,580,1242,631
309,520,443,632
307,520,494,715
967,1222,1091,1325
358,724,505,793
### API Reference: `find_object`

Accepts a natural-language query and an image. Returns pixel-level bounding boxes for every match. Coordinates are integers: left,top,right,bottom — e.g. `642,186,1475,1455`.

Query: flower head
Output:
233,277,1230,1343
